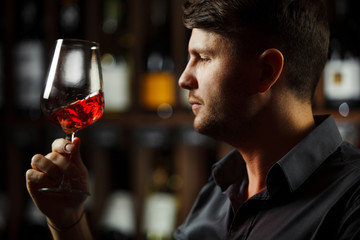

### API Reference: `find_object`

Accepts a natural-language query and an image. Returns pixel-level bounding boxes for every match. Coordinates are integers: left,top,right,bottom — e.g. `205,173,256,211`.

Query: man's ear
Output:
257,48,284,93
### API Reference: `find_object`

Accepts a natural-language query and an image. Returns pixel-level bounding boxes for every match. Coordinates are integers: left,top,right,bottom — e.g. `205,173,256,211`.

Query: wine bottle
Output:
101,0,132,113
324,40,360,110
141,53,176,115
87,125,135,239
324,1,360,111
136,127,177,240
324,56,360,109
57,0,83,39
101,54,131,113
102,0,120,35
101,191,135,240
13,0,45,116
140,0,176,118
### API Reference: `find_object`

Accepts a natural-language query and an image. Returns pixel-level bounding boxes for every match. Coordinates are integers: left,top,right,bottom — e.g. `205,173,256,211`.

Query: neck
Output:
236,100,315,199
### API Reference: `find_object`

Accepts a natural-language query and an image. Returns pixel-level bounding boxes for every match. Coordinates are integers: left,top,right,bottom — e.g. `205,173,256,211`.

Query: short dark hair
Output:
183,0,330,102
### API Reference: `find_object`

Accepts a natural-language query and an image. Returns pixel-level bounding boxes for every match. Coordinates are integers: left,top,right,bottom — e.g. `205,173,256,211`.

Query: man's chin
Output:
192,117,205,134
193,117,215,137
192,114,230,143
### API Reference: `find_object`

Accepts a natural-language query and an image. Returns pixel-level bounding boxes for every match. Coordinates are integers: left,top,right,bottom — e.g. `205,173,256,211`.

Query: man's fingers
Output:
68,137,82,162
26,169,58,192
52,137,81,155
52,137,83,165
52,138,72,154
28,137,88,195
31,154,63,180
44,152,71,171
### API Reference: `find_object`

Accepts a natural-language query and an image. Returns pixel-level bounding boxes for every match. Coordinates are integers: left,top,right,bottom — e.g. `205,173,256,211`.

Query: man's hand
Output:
25,137,89,229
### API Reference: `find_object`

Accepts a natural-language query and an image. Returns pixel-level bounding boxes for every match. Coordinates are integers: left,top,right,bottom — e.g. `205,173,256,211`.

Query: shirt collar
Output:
273,115,343,193
212,149,246,192
212,115,344,196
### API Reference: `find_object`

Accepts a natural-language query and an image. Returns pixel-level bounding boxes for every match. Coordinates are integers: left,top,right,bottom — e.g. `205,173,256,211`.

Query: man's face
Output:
179,28,261,141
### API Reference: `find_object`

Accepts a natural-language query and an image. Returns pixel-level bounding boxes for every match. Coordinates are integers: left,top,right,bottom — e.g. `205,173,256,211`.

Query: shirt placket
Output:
227,194,269,240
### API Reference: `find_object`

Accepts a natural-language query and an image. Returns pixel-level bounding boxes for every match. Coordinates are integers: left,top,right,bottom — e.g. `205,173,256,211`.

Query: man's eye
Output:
200,57,210,62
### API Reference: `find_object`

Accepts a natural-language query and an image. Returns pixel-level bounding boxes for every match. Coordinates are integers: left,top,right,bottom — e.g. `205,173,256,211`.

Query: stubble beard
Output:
192,98,257,147
192,100,234,143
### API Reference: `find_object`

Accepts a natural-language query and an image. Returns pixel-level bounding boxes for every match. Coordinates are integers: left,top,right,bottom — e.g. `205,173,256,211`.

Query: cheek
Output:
197,67,219,94
223,66,256,99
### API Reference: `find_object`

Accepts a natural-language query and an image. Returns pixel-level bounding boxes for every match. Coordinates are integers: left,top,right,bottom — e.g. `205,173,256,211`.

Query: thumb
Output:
64,137,82,163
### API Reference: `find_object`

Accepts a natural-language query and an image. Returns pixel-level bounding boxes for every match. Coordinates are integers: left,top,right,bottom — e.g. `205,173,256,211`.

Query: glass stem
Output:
59,175,72,191
66,132,75,142
61,132,74,191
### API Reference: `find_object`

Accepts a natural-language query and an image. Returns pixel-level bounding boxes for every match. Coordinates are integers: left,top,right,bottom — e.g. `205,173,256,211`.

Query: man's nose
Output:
178,63,198,90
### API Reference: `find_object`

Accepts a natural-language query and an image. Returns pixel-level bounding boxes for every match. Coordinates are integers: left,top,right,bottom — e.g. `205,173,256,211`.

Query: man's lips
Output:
188,95,202,105
189,99,199,105
191,104,201,112
189,97,202,112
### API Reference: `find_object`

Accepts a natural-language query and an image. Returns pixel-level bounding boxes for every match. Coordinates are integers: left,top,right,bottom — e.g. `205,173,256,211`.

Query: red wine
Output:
49,92,104,134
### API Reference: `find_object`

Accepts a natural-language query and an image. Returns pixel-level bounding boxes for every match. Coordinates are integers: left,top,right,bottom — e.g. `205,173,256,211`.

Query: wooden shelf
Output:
101,110,194,127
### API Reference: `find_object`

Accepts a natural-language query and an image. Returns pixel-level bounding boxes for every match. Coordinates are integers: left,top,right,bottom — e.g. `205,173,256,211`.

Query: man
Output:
26,0,360,239
175,0,360,239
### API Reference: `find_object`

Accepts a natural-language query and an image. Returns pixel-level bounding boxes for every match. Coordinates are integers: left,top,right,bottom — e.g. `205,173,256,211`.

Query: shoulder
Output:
189,176,225,212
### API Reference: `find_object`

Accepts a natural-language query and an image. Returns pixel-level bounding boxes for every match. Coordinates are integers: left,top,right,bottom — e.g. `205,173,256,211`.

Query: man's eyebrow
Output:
189,46,216,56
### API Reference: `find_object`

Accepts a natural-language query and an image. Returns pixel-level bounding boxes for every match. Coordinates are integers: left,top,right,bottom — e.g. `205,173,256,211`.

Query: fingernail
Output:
65,143,75,154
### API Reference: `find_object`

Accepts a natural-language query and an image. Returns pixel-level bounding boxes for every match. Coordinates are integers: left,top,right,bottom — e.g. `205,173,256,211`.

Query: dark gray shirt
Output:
174,115,360,240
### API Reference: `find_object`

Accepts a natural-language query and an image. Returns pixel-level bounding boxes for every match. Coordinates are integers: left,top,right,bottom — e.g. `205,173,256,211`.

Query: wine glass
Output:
39,39,104,195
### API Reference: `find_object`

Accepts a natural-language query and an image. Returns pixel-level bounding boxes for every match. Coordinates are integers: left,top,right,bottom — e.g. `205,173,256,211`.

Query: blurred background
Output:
1,0,360,239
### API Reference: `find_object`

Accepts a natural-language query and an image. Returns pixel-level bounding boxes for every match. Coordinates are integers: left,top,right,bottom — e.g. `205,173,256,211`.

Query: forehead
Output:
188,28,232,54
